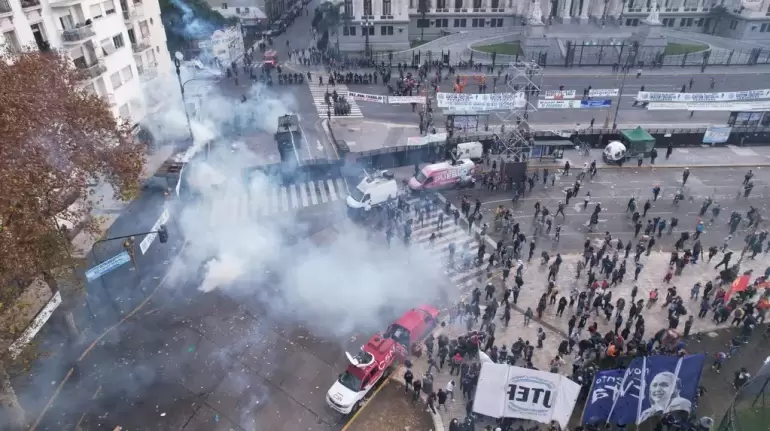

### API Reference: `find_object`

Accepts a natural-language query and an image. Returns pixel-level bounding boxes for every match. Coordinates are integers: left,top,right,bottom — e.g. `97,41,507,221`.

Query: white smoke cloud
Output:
144,68,456,341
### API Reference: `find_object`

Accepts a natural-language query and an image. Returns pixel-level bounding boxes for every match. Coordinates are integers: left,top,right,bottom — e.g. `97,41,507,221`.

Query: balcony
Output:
49,0,87,7
0,0,12,16
75,59,106,79
138,63,158,82
21,0,42,10
122,8,144,22
131,41,151,53
61,25,95,44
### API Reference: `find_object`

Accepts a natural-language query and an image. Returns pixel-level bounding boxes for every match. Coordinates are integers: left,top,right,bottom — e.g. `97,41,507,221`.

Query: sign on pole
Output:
544,90,577,100
588,89,620,97
140,209,170,254
86,251,131,282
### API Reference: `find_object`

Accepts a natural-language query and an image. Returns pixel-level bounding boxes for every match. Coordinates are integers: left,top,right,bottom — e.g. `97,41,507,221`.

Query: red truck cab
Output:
384,305,439,352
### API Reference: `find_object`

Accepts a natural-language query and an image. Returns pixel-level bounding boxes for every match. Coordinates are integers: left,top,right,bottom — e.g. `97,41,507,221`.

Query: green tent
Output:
620,126,656,156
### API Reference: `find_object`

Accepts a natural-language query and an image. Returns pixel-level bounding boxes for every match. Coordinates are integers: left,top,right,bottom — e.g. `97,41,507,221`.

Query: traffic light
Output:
158,225,168,243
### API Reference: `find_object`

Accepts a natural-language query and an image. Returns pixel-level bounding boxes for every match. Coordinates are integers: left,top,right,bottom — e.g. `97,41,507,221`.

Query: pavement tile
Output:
183,403,245,431
205,366,274,430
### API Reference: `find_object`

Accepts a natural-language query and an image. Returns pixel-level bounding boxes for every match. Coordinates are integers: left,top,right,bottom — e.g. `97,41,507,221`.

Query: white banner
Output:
473,364,581,428
388,95,425,104
742,0,763,10
589,88,620,97
647,101,770,111
538,100,582,109
637,89,770,103
436,92,526,111
544,90,576,100
348,91,387,103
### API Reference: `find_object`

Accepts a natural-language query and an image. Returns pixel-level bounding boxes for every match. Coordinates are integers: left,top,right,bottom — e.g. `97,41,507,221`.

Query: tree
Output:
159,0,236,55
313,1,343,52
0,50,144,427
705,5,729,35
417,0,429,42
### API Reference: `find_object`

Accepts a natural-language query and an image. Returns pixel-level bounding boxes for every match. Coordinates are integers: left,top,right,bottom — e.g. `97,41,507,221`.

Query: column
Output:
580,0,591,18
561,0,573,20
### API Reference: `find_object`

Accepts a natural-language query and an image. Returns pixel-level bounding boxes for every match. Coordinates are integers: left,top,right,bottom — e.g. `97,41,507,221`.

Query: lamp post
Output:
363,16,373,59
173,51,222,159
611,46,638,130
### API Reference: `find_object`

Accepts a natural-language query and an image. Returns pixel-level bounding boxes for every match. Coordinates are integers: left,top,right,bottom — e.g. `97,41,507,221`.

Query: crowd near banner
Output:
388,95,425,104
589,89,620,97
702,126,732,144
636,89,770,103
647,100,770,111
437,92,526,111
582,354,706,426
347,91,387,103
473,363,581,428
538,100,582,109
544,90,577,100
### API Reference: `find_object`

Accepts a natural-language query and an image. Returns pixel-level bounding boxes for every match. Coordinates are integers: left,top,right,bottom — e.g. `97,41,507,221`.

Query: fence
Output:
719,371,770,430
345,41,770,69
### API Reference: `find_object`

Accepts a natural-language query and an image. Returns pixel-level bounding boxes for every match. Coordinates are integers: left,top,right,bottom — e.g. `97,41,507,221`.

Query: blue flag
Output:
582,354,706,425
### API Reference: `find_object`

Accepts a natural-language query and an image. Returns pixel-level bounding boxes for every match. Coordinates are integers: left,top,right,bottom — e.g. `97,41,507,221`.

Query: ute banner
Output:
473,363,581,428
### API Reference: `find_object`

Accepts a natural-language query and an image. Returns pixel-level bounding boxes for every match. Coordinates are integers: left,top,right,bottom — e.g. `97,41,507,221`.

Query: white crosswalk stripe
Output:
402,197,491,290
306,76,364,119
229,178,350,219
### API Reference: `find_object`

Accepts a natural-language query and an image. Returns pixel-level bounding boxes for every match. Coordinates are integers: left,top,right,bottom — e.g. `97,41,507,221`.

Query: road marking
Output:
340,374,394,431
336,178,349,195
296,113,313,160
327,179,338,201
290,184,300,209
318,180,329,203
309,181,320,205
299,182,310,207
280,186,290,211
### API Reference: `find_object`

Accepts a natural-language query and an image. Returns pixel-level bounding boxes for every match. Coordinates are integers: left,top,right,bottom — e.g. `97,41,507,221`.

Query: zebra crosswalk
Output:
208,178,349,224
306,76,364,119
403,197,492,291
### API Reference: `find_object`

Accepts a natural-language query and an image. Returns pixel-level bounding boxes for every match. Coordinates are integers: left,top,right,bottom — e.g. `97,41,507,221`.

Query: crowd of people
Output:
395,162,769,431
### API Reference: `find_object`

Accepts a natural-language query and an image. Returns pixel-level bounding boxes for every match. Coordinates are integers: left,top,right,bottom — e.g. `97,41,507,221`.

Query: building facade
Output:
0,0,172,125
337,0,770,52
204,0,267,28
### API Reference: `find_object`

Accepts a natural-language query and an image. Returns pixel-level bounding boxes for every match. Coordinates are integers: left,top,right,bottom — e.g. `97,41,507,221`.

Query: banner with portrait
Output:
582,354,706,425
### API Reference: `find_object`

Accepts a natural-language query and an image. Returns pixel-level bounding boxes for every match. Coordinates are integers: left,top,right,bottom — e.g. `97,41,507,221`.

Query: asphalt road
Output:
330,69,770,127
443,165,770,253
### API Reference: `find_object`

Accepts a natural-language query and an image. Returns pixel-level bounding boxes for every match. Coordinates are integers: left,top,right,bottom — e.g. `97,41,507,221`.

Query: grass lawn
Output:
664,42,708,55
473,42,523,56
410,39,430,48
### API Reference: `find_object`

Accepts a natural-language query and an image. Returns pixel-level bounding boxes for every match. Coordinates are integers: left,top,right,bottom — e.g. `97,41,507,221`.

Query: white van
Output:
346,171,399,216
454,142,483,162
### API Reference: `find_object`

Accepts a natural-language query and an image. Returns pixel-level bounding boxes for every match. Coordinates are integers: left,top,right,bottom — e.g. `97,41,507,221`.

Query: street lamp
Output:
173,51,222,159
611,46,638,130
363,17,373,60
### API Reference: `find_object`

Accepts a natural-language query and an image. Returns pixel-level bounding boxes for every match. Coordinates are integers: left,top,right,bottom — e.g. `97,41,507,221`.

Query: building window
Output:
110,71,122,89
472,18,485,27
729,19,738,29
363,0,372,15
491,0,500,7
455,0,462,9
435,18,448,27
760,23,770,32
90,4,103,19
417,18,430,27
236,7,240,12
122,65,133,81
2,30,21,53
103,0,116,15
222,2,227,8
680,17,693,26
437,0,446,8
490,18,503,27
361,25,374,35
380,25,394,35
119,103,130,118
473,0,481,7
454,18,466,27
344,0,353,16
113,33,125,48
30,23,50,51
382,0,392,15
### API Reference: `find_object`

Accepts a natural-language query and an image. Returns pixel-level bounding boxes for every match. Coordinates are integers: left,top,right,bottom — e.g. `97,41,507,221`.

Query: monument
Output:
629,0,667,53
522,0,550,55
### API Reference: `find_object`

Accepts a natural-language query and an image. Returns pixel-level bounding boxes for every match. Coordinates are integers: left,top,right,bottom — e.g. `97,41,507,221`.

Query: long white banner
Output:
647,101,770,111
538,100,582,109
544,90,576,100
436,92,526,111
637,89,770,103
388,95,425,104
348,91,387,103
589,88,620,97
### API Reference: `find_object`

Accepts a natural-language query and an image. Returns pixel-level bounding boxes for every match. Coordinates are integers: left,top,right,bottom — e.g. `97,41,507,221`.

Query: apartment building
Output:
0,0,172,125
